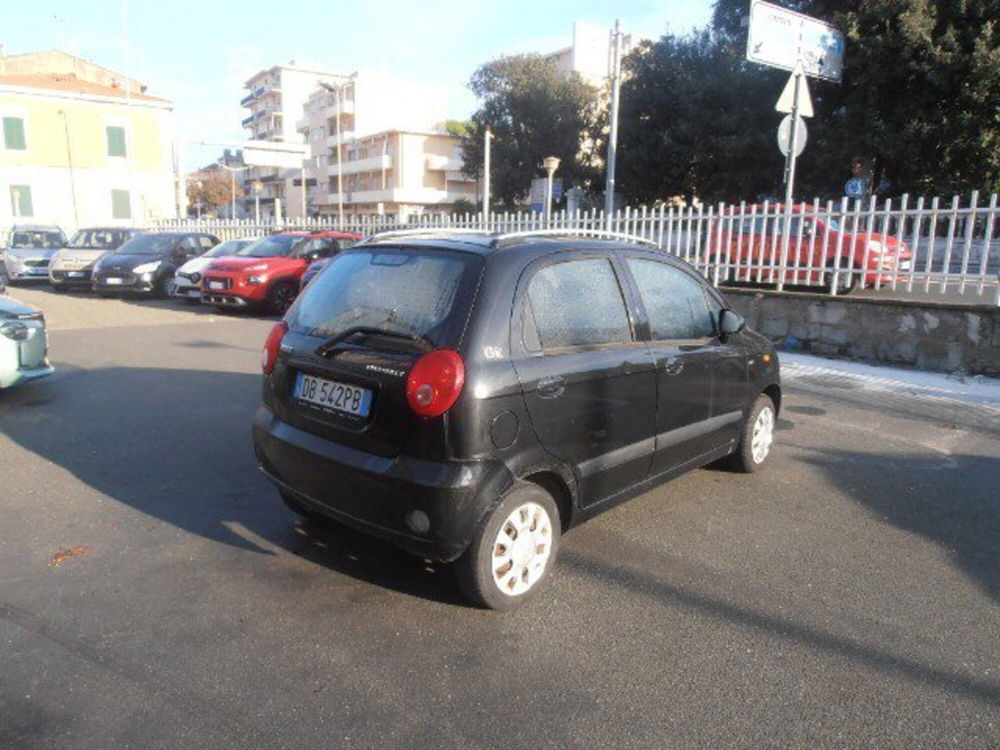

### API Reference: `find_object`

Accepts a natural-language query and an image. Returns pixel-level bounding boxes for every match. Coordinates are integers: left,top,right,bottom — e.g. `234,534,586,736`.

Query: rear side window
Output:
626,259,715,340
287,249,482,347
525,258,631,350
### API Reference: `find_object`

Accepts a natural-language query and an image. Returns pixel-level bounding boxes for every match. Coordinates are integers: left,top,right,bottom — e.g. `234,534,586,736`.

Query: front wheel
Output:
267,281,297,315
823,259,859,295
726,394,776,473
455,482,561,610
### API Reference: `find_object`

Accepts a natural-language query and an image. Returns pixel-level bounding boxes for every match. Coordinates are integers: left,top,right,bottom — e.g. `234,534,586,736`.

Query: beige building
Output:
240,62,347,218
296,71,475,220
0,50,178,229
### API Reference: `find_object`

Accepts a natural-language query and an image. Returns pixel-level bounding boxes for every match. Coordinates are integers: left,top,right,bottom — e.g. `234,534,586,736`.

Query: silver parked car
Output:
2,225,67,282
49,227,143,290
0,274,53,388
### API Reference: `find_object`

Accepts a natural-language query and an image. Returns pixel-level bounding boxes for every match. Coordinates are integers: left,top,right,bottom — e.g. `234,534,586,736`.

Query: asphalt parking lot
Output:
2,286,999,748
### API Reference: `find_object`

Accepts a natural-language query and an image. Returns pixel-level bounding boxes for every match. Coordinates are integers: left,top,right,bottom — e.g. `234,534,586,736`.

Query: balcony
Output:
325,189,394,205
325,131,356,149
444,170,470,182
337,154,392,175
425,155,463,171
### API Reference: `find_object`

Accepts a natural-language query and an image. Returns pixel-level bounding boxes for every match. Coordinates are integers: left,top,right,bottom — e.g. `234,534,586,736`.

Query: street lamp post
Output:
319,73,357,231
543,156,560,224
217,160,249,220
483,125,493,221
252,179,263,223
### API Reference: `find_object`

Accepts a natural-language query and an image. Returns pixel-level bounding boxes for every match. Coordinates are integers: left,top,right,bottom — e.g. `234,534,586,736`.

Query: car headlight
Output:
0,321,29,341
133,260,162,274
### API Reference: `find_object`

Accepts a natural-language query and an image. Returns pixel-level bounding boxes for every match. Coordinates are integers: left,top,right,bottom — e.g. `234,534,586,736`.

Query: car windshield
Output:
68,229,135,250
10,230,64,249
113,234,177,256
206,239,253,258
286,249,482,348
235,235,303,258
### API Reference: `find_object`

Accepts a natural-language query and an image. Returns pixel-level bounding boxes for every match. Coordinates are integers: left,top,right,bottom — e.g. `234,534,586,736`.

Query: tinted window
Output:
114,234,177,256
525,259,631,350
627,259,714,340
287,249,481,347
236,234,303,258
68,229,132,249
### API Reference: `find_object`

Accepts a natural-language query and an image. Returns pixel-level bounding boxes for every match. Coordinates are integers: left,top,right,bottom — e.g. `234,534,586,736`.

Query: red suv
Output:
705,205,912,294
201,230,362,313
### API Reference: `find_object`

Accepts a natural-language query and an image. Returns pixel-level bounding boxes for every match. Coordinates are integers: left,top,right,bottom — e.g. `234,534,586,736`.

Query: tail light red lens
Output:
406,349,465,418
261,321,288,374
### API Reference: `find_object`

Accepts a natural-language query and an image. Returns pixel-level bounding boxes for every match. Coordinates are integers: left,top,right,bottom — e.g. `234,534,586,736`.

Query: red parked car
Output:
704,205,912,294
201,230,362,313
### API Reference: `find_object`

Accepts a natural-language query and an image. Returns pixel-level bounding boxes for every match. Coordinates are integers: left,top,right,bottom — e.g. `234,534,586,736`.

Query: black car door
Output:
621,254,741,476
511,252,658,508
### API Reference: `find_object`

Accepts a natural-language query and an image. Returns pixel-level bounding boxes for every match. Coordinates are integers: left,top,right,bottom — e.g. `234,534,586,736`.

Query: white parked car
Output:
169,237,258,302
0,276,53,389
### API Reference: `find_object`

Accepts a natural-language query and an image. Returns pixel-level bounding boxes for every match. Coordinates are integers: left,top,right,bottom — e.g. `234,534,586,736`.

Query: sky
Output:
2,0,715,170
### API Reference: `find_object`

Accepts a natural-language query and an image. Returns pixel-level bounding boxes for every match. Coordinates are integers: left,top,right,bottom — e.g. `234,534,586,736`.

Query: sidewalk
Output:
780,351,1000,407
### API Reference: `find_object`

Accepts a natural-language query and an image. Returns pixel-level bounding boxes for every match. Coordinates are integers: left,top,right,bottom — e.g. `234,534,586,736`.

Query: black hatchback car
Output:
252,231,781,609
92,231,220,296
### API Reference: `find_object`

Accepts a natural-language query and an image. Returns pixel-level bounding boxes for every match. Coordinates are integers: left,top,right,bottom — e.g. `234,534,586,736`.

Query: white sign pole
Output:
778,66,803,292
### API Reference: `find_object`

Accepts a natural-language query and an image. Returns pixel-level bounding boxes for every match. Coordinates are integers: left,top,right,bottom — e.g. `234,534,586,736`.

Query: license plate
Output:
69,271,85,278
294,372,372,418
105,277,124,285
208,281,226,290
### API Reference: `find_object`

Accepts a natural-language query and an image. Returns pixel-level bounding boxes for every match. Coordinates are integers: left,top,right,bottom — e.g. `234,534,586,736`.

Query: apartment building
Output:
0,50,178,228
240,62,347,219
544,21,646,86
297,71,476,220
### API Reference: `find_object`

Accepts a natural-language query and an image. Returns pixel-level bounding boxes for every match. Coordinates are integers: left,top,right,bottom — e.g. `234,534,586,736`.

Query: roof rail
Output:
490,228,660,247
357,228,494,245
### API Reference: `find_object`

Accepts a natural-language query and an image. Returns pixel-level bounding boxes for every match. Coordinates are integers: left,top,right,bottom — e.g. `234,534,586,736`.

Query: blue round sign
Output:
845,178,865,199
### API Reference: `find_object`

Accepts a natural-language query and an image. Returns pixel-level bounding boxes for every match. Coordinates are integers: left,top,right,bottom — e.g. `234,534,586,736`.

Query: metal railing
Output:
150,191,1000,305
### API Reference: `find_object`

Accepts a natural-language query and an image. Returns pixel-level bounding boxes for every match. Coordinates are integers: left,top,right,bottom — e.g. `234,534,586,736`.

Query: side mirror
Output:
719,309,745,338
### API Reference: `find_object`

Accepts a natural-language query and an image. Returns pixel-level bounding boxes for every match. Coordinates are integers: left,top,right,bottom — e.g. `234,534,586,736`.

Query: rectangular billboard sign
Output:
746,0,844,83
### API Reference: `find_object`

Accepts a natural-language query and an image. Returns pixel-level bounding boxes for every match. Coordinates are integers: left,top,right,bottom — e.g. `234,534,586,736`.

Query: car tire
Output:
726,394,776,473
823,259,859,295
455,482,561,610
267,280,297,315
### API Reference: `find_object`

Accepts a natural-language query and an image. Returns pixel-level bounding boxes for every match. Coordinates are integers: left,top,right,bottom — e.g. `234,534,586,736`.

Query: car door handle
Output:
662,358,684,376
537,376,565,399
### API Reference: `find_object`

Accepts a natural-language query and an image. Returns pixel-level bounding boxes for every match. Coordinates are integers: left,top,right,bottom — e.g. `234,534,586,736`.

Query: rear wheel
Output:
455,482,561,610
824,259,859,295
726,394,776,473
268,280,297,315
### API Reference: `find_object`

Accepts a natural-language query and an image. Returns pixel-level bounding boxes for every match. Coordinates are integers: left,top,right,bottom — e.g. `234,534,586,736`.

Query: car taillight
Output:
261,321,288,374
406,349,465,418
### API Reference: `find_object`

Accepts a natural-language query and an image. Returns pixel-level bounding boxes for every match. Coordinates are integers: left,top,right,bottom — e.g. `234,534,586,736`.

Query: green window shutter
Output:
3,117,26,150
10,185,33,217
111,189,132,219
106,126,127,157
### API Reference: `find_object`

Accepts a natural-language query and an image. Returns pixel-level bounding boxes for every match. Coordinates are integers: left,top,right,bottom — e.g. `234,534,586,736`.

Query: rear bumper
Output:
252,406,513,562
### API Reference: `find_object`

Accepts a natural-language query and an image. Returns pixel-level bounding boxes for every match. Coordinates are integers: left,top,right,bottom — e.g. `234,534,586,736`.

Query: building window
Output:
111,189,132,219
106,126,127,157
10,185,33,217
3,117,26,150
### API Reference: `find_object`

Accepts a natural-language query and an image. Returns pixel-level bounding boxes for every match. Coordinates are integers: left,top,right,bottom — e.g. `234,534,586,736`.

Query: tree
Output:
618,0,1000,204
186,166,243,214
461,54,603,209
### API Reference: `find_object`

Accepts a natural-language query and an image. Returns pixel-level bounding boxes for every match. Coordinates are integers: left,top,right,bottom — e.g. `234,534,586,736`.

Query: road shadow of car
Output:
0,365,465,606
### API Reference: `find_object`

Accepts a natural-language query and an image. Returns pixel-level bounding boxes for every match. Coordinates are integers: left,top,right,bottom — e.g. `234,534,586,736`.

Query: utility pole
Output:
58,110,79,226
483,125,493,221
604,18,623,230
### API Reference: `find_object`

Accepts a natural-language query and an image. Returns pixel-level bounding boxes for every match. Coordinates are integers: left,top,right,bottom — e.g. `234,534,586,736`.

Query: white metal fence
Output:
151,191,1000,305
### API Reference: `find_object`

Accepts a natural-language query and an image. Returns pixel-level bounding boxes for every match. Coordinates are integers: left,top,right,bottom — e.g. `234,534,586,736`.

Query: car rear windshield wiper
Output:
314,326,435,357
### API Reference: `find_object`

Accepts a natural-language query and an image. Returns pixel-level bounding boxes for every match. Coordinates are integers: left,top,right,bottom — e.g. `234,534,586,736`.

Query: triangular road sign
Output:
776,62,814,118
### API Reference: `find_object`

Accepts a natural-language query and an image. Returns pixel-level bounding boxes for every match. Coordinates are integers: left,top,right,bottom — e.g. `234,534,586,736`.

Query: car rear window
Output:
287,248,482,348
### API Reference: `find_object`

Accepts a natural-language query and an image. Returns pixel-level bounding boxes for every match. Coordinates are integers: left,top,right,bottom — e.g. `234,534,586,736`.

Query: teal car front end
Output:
0,295,54,389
